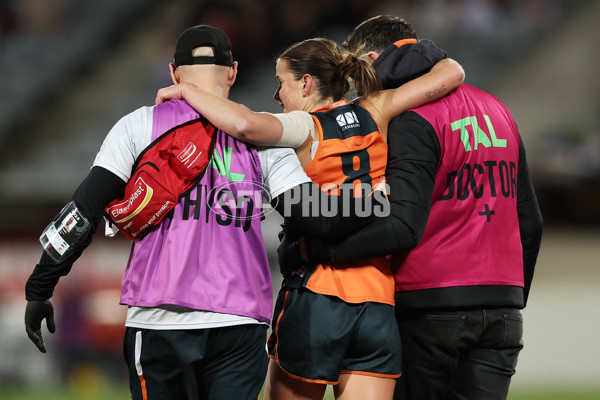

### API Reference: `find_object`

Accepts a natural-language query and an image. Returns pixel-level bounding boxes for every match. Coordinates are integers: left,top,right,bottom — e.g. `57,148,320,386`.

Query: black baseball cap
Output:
173,25,233,67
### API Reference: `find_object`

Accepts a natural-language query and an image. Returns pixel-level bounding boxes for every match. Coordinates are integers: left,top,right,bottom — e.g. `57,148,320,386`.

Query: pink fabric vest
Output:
120,100,272,323
393,84,524,292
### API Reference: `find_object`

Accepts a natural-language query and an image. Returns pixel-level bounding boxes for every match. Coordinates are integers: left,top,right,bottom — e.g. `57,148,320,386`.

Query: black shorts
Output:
124,324,268,400
268,287,402,384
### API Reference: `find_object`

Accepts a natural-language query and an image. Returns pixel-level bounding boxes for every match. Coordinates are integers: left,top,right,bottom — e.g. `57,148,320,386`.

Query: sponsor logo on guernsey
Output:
335,111,360,131
177,142,203,168
108,177,154,223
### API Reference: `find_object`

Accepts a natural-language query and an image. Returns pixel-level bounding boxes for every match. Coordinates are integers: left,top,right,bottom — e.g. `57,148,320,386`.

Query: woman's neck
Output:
304,96,336,113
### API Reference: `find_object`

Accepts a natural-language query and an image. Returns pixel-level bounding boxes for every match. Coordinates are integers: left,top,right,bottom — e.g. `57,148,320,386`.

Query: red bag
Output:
105,118,217,240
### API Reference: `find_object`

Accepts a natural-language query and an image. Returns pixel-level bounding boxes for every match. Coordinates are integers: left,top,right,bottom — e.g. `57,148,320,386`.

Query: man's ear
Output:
228,61,238,87
301,74,313,97
169,63,180,84
367,51,381,64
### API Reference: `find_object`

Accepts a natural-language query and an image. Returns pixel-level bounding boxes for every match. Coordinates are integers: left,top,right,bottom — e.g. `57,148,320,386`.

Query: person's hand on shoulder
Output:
155,83,195,105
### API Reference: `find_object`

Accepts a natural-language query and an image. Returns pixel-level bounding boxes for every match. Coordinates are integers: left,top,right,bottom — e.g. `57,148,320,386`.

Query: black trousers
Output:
393,308,523,400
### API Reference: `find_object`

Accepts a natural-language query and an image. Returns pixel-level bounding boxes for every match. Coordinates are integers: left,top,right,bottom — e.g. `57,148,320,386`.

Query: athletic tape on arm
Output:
272,111,313,148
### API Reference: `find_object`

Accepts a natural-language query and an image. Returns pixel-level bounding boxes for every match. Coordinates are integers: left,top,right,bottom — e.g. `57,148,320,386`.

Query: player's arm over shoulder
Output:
157,83,313,148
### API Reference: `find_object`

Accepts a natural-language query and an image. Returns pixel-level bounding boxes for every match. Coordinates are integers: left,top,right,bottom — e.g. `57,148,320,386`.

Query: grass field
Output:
1,385,599,400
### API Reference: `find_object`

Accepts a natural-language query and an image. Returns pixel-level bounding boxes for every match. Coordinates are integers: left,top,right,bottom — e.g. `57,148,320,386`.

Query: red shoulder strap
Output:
104,119,218,240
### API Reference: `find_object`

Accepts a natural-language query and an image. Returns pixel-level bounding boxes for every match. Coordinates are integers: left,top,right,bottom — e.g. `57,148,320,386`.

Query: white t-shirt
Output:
93,106,311,329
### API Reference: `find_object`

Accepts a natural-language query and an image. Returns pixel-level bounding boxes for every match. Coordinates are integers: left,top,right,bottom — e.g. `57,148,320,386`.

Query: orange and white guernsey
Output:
303,100,394,305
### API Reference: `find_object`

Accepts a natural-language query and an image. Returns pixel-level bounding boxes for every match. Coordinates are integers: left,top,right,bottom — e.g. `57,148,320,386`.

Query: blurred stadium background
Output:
0,0,598,398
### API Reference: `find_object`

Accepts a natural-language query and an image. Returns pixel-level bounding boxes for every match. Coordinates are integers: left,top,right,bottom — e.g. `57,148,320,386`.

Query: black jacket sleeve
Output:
515,135,543,306
307,112,440,263
271,182,388,237
373,39,447,89
25,166,125,300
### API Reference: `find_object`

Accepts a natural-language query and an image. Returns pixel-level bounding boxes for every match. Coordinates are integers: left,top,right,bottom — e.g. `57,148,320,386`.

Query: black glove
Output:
25,300,55,353
277,226,306,277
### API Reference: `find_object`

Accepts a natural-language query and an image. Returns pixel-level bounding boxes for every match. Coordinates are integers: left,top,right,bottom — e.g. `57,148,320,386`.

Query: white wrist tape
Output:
272,111,314,148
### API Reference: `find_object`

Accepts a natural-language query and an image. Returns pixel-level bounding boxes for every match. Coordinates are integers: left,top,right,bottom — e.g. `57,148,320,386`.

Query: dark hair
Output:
278,37,382,99
343,15,417,54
